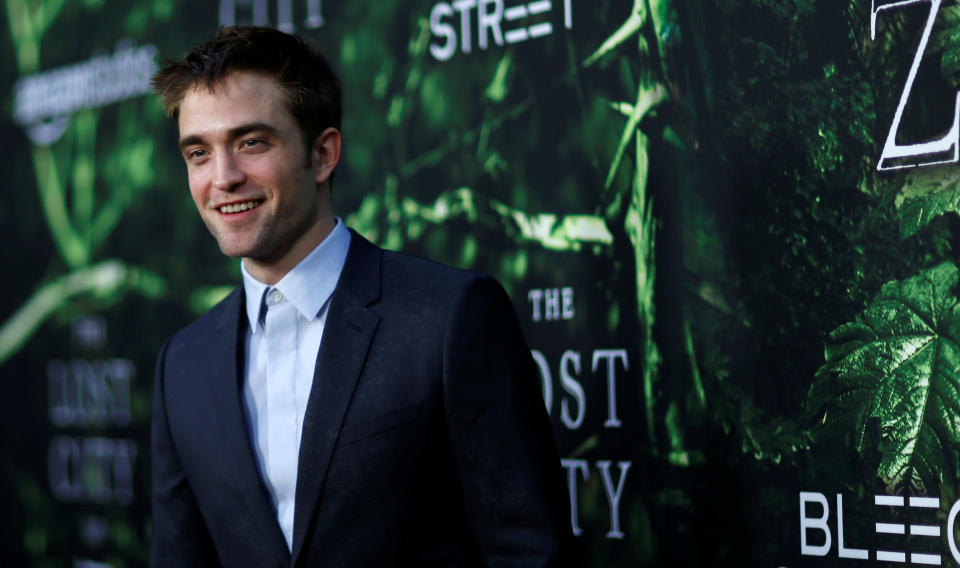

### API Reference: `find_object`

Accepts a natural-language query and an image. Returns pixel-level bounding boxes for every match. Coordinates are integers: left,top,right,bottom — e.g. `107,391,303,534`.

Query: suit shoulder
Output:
165,287,241,349
379,249,495,296
373,250,519,335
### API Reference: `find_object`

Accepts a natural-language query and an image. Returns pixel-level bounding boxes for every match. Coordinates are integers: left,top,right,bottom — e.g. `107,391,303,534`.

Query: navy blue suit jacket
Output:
151,230,575,567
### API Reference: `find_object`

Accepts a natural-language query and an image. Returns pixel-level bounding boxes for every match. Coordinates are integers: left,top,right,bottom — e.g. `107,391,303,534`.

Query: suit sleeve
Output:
442,276,577,567
151,338,218,567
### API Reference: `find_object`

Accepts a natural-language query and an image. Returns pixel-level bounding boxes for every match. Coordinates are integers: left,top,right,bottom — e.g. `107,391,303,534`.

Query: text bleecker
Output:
800,492,953,565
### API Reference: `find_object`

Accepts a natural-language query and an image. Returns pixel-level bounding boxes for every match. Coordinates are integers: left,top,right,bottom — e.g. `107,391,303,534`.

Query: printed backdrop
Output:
3,0,960,566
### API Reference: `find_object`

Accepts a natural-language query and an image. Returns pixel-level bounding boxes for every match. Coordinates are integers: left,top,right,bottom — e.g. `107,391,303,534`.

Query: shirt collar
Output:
241,218,351,333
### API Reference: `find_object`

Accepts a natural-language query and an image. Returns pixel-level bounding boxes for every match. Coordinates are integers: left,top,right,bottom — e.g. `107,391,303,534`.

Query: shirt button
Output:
270,289,284,303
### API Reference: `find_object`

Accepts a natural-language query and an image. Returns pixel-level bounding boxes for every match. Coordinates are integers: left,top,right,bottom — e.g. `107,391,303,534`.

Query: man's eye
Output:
187,149,207,160
242,139,262,149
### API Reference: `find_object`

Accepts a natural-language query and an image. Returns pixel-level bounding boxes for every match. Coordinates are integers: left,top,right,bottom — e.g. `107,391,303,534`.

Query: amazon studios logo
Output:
12,41,156,146
428,0,573,61
800,492,960,565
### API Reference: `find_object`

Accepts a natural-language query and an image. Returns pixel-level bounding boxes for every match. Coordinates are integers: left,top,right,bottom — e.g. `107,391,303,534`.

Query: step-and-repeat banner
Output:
3,1,960,566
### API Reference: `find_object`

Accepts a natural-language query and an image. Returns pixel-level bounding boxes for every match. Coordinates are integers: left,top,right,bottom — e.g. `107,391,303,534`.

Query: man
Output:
150,26,574,567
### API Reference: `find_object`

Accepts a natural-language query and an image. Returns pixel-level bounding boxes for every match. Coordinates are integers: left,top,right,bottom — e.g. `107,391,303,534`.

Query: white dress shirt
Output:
239,219,350,551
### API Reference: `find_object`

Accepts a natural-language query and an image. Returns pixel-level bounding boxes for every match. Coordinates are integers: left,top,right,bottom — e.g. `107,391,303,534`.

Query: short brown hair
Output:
152,26,342,151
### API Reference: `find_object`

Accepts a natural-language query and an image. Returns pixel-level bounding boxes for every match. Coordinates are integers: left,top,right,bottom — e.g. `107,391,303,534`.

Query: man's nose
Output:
212,152,246,190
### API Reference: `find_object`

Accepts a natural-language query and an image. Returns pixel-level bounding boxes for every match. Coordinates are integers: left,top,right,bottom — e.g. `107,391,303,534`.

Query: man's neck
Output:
243,216,337,285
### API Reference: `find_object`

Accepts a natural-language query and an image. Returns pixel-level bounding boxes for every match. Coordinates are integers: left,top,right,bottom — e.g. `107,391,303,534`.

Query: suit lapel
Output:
291,232,382,565
209,288,291,561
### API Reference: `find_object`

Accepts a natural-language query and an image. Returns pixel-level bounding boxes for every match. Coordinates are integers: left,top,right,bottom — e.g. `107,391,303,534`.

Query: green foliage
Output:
4,0,65,72
896,166,960,237
809,262,960,493
583,0,646,67
932,5,960,87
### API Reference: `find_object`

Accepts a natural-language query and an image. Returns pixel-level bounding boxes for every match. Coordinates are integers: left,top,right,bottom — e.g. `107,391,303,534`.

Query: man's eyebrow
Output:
178,122,281,150
229,122,280,140
178,134,204,151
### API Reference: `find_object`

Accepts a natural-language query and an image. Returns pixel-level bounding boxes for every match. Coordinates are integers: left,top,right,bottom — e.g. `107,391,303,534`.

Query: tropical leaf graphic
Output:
895,167,960,238
809,262,960,493
932,5,960,86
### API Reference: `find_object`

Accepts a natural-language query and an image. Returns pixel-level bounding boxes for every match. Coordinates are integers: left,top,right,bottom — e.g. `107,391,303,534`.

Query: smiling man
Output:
176,70,336,282
149,26,574,567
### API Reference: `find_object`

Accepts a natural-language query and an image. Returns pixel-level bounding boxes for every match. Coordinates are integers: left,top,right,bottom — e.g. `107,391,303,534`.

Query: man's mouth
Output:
217,200,264,214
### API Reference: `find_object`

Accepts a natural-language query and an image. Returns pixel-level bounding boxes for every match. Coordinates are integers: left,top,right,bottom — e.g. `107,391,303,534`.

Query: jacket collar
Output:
289,230,383,565
241,218,352,331
210,287,292,562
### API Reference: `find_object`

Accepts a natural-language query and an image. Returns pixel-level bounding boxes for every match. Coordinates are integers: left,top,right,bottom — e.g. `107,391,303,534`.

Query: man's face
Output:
177,71,328,270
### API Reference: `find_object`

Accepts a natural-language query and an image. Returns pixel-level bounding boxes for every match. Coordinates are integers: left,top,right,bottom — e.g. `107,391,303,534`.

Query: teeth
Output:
219,200,262,213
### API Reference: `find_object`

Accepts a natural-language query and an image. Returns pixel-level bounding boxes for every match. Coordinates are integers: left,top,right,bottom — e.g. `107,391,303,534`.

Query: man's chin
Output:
215,240,259,259
216,240,283,267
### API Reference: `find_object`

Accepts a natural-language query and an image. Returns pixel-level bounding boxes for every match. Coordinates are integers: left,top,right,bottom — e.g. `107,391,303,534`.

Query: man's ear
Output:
311,127,341,184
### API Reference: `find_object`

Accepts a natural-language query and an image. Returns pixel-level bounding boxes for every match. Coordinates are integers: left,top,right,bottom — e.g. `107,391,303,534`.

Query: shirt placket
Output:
263,287,299,550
